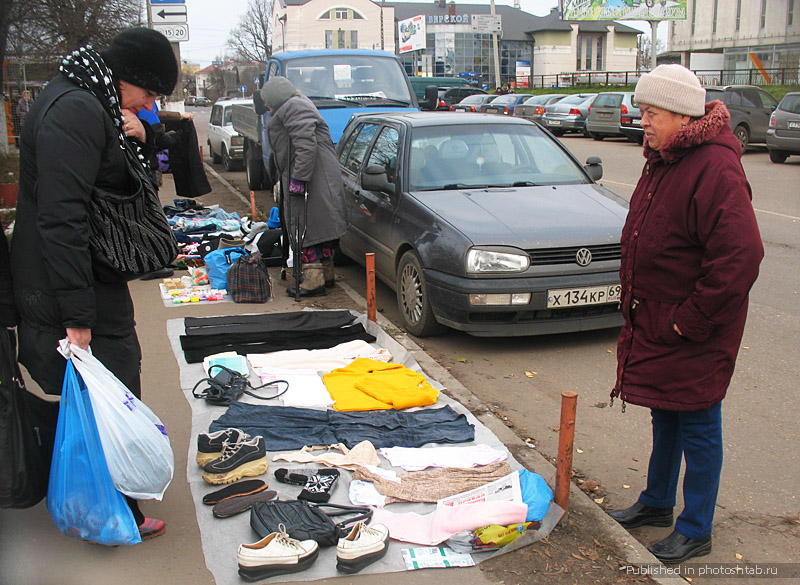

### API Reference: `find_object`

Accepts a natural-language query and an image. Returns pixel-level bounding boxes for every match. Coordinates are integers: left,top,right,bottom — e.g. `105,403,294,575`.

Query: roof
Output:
525,6,641,34
271,49,400,60
349,110,535,128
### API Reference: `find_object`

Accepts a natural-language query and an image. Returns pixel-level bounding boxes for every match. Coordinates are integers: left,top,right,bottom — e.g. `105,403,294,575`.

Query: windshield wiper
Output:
441,183,490,190
365,97,411,106
306,95,352,107
512,181,541,186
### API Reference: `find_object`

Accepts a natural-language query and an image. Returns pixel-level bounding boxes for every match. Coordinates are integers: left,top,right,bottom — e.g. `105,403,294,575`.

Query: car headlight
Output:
231,135,244,146
466,248,530,273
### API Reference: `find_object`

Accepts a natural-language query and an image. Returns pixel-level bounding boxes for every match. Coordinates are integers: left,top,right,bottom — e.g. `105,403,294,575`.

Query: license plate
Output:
789,121,800,129
599,112,612,118
547,119,562,126
632,119,641,125
547,285,621,308
486,108,498,113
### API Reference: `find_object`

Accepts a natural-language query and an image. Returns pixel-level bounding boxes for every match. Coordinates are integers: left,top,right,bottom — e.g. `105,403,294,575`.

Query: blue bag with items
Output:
205,246,248,290
518,469,553,522
46,361,141,546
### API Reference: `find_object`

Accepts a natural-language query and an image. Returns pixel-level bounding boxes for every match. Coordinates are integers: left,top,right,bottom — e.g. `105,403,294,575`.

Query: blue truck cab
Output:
236,49,419,190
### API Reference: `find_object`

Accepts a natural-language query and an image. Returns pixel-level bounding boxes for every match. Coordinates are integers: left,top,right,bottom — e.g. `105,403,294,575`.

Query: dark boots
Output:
321,257,335,289
286,262,326,297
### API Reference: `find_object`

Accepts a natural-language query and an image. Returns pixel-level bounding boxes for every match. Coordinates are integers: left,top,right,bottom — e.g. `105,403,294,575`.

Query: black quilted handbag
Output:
250,499,372,547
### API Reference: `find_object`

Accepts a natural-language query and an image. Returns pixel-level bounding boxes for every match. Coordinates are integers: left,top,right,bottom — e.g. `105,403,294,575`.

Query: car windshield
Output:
492,95,519,105
283,55,413,105
559,94,593,105
778,94,800,113
223,108,233,125
408,124,590,191
460,95,486,104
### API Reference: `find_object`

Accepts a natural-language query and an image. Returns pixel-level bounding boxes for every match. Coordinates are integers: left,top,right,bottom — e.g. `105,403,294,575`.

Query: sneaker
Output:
336,522,389,574
238,524,319,582
196,428,250,467
138,517,166,541
202,436,268,485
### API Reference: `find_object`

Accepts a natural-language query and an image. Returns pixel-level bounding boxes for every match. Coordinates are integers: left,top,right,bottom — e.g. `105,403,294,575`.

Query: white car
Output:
207,98,251,171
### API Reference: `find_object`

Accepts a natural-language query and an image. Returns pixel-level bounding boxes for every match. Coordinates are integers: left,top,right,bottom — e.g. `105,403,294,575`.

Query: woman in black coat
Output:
10,27,178,541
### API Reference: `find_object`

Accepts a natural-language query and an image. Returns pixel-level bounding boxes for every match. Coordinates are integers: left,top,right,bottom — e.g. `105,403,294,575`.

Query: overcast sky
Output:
179,0,662,67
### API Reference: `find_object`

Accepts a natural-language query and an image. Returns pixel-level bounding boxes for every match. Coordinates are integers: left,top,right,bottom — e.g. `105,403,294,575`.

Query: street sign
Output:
239,85,247,92
153,23,189,42
470,14,502,34
151,4,187,24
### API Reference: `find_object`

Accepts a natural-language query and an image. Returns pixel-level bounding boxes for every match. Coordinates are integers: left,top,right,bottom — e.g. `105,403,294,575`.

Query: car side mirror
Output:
584,156,603,181
421,85,439,111
361,164,394,192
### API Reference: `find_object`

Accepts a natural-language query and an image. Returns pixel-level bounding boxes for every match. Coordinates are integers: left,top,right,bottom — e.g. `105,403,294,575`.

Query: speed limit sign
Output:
153,23,189,42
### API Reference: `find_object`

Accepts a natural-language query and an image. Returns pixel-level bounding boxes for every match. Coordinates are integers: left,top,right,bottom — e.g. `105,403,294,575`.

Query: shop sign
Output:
426,13,471,25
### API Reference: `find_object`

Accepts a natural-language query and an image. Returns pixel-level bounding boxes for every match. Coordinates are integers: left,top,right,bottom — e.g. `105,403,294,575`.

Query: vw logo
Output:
576,248,592,266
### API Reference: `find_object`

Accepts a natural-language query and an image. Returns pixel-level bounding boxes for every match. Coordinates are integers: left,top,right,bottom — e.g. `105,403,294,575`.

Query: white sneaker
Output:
336,522,390,574
237,524,319,582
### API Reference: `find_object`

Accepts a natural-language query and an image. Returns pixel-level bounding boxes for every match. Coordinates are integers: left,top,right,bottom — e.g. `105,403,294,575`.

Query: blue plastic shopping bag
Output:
205,246,248,290
46,361,141,546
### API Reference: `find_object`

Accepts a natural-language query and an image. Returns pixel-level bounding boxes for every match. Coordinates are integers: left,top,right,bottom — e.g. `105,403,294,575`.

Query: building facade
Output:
669,0,799,82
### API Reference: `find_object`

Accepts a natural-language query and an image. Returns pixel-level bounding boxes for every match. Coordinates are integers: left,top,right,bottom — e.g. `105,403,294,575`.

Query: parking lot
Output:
193,105,800,576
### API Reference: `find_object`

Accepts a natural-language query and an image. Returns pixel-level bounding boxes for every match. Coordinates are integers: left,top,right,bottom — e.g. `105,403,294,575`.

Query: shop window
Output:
596,37,603,70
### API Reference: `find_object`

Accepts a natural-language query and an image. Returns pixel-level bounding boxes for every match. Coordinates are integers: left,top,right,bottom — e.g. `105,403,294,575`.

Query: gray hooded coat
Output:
263,83,347,249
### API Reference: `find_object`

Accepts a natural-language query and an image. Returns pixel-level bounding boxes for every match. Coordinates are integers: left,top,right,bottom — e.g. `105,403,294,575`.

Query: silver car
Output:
541,93,598,136
585,92,640,141
514,94,567,123
336,112,627,337
766,92,800,163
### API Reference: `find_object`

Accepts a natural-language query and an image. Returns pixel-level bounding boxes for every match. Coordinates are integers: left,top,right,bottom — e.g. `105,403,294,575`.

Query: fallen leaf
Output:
571,553,586,561
456,357,467,363
606,349,613,353
622,484,631,489
582,479,599,491
686,578,693,583
594,497,605,504
735,553,743,560
525,371,538,377
743,346,750,350
552,425,561,432
576,448,584,454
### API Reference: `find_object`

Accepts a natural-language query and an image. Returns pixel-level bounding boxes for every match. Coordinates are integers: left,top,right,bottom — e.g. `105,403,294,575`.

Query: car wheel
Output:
734,125,749,154
769,150,788,164
551,129,565,137
222,145,236,172
246,148,264,190
590,132,604,141
210,143,221,164
396,251,446,337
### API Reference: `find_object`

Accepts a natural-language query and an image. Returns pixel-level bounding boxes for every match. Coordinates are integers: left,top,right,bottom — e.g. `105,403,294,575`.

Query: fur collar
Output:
644,100,732,163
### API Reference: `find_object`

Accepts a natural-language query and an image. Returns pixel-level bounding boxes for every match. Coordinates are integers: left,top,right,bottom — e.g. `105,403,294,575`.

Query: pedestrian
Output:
13,90,32,146
608,64,763,564
10,27,179,541
256,76,347,297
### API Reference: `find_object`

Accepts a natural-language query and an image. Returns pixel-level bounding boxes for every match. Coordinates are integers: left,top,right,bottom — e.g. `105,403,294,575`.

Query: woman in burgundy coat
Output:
607,65,763,564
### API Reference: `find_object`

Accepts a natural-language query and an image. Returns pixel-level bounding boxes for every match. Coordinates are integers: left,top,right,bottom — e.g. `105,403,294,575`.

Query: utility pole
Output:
490,0,501,89
380,0,385,50
650,20,660,70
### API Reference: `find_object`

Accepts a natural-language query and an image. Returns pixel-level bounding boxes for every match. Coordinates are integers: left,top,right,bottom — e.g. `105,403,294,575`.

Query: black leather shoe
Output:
648,530,712,564
609,501,673,529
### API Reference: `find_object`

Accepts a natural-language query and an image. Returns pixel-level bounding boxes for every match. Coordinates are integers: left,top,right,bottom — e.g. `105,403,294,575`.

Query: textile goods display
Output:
352,461,513,505
183,310,357,336
0,329,59,509
379,444,508,472
272,440,380,470
209,403,475,452
322,358,439,411
250,500,372,546
47,361,141,546
247,339,392,373
227,254,272,303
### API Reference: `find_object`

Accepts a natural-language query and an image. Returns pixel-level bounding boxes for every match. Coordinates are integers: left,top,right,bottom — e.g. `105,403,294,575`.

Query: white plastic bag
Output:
58,340,174,500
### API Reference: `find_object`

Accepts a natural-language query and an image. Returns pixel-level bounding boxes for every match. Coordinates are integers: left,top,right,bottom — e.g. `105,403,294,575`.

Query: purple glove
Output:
289,179,305,194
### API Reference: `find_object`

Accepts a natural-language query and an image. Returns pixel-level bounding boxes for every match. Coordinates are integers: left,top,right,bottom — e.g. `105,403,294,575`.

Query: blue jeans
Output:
638,404,723,539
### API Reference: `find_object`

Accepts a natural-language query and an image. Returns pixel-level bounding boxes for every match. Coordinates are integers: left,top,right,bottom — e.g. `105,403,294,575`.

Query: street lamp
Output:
278,14,287,52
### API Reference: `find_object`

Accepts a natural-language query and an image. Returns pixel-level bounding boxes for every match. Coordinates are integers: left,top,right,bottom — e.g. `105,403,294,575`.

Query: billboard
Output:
398,15,426,54
559,0,688,21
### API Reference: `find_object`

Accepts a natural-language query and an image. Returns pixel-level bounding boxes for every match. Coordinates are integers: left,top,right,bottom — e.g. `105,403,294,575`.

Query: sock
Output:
298,469,340,503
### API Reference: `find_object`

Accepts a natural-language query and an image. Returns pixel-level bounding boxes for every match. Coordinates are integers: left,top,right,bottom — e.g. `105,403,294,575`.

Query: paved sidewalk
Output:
0,168,679,585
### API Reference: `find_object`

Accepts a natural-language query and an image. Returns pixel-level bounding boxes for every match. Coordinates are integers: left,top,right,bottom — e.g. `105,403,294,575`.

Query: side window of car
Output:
343,123,379,174
757,90,778,109
338,127,359,166
366,126,400,183
210,105,222,126
739,89,760,108
726,90,743,107
268,62,279,80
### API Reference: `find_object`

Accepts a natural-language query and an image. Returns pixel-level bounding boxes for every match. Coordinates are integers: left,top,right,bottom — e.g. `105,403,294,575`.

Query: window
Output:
343,123,378,173
350,30,358,48
326,29,357,48
760,0,767,28
691,0,697,35
736,0,742,31
320,10,331,19
756,89,778,109
596,36,603,70
713,0,718,33
335,8,348,19
789,0,795,26
210,105,222,126
366,127,399,184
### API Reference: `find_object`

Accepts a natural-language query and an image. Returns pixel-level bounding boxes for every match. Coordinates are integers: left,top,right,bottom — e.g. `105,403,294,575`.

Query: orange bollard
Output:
250,190,257,219
200,145,204,160
365,253,376,322
554,391,578,512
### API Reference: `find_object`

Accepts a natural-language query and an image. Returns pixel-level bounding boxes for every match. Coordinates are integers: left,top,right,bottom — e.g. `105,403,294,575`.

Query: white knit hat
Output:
634,64,706,117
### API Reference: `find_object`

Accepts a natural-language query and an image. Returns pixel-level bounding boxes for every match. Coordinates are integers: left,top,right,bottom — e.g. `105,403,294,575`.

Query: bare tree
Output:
227,0,273,64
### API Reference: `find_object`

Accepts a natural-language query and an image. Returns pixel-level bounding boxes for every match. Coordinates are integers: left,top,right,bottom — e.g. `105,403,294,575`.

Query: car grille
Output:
469,303,621,324
526,244,621,266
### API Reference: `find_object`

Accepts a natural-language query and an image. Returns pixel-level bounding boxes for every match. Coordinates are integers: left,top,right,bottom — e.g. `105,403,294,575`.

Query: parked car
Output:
336,111,627,337
585,92,640,141
435,87,486,111
480,93,532,115
704,85,779,152
765,91,800,163
514,94,567,123
196,96,212,106
619,110,644,144
451,94,498,112
185,95,197,106
207,98,250,171
540,93,598,136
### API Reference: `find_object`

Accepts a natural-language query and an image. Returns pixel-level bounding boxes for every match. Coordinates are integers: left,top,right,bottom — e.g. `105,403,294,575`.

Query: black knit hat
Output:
101,27,178,95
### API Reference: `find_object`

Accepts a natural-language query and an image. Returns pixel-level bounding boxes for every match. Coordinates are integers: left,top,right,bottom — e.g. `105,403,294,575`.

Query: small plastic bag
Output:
59,341,174,500
47,361,141,546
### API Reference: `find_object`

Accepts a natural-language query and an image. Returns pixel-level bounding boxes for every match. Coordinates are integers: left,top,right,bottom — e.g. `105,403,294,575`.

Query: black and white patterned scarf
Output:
59,45,148,167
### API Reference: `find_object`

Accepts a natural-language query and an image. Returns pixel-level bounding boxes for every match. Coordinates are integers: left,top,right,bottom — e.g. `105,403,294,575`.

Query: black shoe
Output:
648,530,712,564
285,284,326,297
609,501,673,529
196,428,250,467
202,436,268,485
140,267,174,280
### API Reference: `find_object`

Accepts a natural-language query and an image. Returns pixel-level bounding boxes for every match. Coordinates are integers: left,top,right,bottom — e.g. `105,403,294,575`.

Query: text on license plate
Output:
547,284,621,308
789,121,800,129
632,119,641,125
486,108,498,113
547,120,562,125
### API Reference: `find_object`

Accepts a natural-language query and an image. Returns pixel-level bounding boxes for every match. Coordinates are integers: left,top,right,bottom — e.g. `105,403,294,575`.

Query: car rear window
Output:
778,94,800,113
594,94,622,107
705,89,725,103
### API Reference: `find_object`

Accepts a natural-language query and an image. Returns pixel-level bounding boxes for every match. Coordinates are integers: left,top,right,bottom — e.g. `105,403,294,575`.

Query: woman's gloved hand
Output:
289,179,306,195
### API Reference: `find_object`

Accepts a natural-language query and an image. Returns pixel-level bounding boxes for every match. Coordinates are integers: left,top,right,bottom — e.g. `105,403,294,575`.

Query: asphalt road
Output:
192,106,800,574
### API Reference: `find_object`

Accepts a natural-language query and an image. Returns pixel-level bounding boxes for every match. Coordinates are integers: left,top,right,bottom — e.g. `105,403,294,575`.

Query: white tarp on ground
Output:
167,310,555,585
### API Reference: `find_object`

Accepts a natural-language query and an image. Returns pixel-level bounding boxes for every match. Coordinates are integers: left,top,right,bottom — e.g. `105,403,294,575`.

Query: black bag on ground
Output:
250,499,372,546
255,228,283,267
0,329,60,508
228,254,272,303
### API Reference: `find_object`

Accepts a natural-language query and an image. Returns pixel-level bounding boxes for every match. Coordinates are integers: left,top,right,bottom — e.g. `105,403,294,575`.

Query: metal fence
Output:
526,67,799,89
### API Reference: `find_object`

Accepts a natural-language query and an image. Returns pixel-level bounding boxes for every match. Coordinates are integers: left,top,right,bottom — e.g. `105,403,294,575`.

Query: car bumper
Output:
587,121,624,136
542,117,584,131
425,269,623,337
620,125,644,140
229,145,245,159
766,133,800,154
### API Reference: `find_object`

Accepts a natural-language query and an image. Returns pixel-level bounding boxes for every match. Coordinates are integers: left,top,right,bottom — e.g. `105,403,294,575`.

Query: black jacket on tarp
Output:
162,116,211,198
